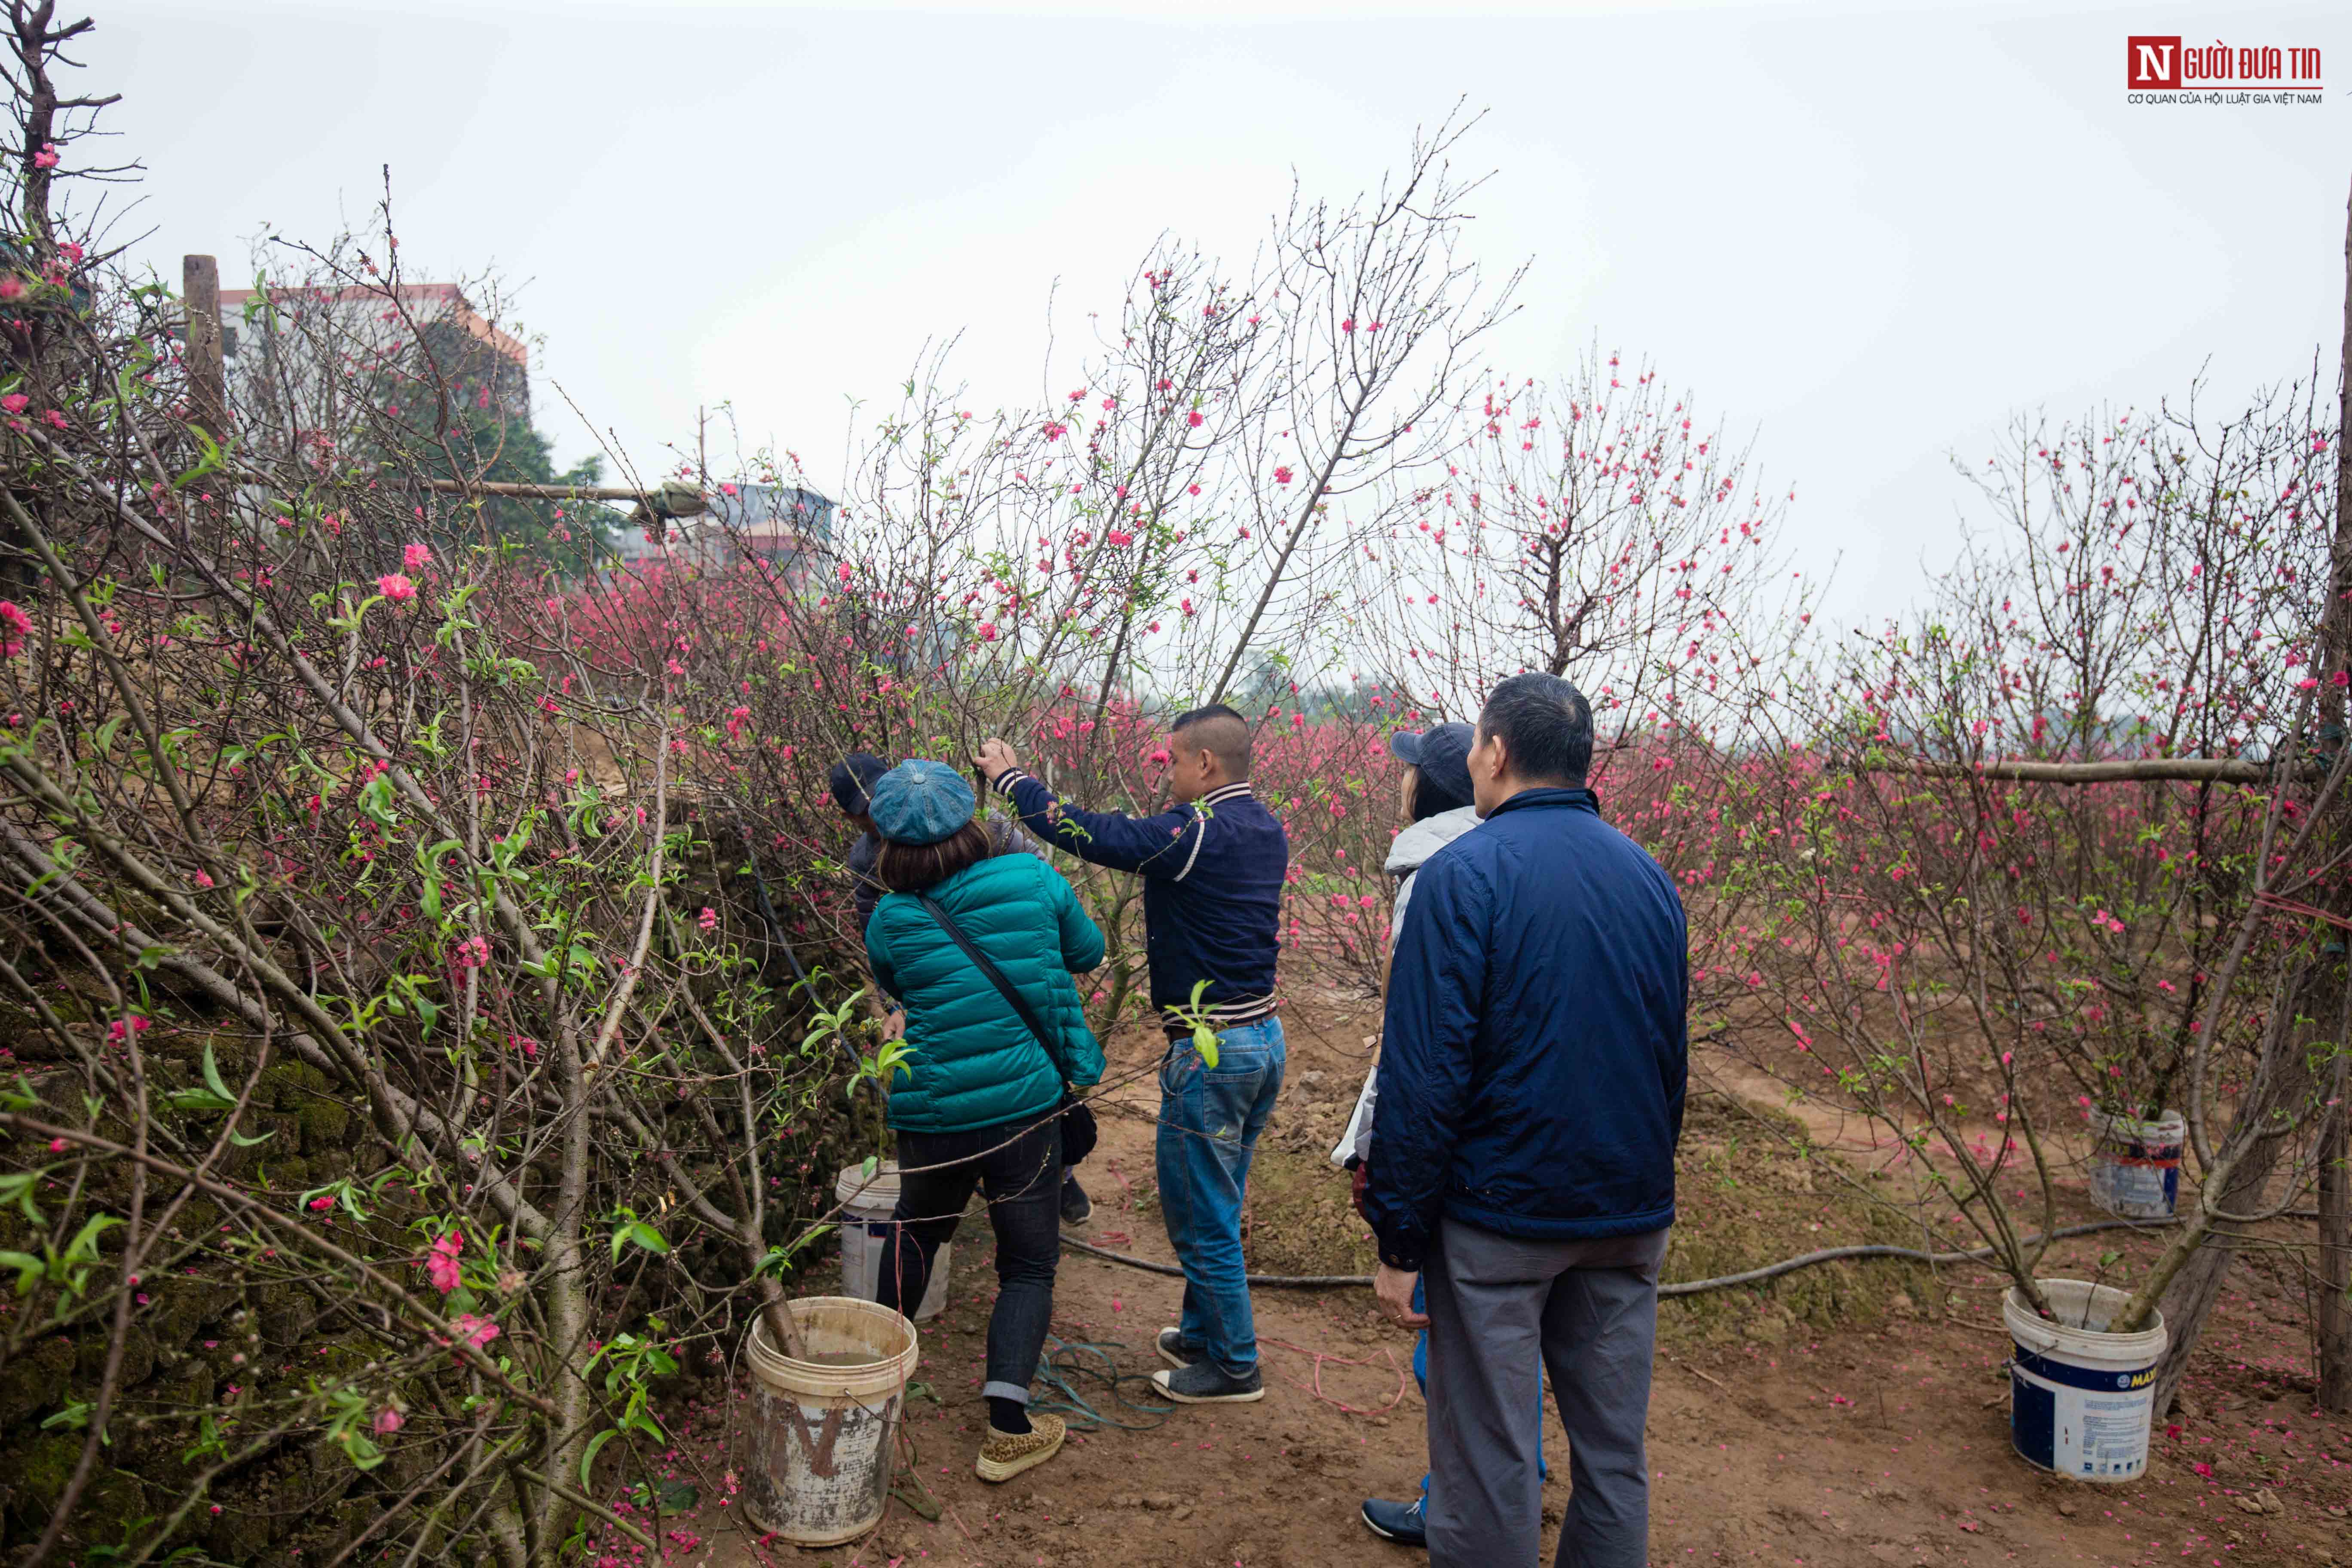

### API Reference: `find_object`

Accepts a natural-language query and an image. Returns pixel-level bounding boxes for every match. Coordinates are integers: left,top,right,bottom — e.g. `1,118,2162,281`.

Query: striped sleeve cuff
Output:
992,767,1031,797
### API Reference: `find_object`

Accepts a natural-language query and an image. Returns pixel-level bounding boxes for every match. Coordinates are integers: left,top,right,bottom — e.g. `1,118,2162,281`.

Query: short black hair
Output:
1171,703,1251,778
1409,767,1474,823
1476,674,1592,787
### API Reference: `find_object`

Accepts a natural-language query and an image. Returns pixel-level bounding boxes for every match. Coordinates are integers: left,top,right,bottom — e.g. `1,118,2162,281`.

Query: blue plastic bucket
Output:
2089,1109,2186,1219
2004,1280,2167,1483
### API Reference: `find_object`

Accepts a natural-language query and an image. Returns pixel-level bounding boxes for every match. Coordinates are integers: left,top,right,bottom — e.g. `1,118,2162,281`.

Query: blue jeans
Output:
1156,1017,1285,1379
1413,1276,1546,1501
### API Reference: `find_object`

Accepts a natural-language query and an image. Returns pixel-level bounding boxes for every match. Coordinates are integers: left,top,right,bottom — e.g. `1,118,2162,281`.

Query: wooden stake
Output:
181,254,225,442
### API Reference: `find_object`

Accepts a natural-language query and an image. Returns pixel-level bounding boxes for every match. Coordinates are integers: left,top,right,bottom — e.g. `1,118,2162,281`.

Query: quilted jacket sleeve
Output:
1361,848,1489,1273
998,770,1203,878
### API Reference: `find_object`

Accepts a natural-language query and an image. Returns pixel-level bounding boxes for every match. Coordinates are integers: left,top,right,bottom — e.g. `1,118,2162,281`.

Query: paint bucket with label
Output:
2088,1108,2186,1219
2004,1279,2166,1484
835,1162,950,1321
740,1297,919,1546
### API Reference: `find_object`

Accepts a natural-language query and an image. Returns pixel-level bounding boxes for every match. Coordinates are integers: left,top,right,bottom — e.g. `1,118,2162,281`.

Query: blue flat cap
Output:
868,759,976,846
828,752,891,815
1390,721,1476,809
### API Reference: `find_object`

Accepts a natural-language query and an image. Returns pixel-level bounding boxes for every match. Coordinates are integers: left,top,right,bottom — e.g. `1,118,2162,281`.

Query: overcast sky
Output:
77,0,2348,627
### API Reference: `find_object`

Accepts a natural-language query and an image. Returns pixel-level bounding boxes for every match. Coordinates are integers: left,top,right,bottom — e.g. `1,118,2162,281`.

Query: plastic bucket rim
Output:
2089,1106,2187,1139
747,1294,917,1367
2001,1279,2167,1360
744,1295,919,1400
835,1160,902,1212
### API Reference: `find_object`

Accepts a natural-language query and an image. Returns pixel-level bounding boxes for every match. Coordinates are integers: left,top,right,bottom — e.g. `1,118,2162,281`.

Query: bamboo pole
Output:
1856,756,2301,786
225,470,715,519
409,477,710,514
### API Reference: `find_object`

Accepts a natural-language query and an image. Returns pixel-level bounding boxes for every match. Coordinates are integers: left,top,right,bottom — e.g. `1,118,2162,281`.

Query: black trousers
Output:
875,1114,1062,1406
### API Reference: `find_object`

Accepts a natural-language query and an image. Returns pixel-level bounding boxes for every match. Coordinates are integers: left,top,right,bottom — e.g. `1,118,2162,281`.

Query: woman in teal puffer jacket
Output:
860,760,1105,1485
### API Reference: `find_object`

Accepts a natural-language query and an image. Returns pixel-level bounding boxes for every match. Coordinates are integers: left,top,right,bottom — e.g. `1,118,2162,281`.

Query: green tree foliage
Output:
405,321,624,576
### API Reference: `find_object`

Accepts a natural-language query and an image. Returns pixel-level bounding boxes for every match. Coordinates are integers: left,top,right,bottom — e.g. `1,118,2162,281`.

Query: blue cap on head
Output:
1390,721,1476,810
867,759,977,847
828,752,891,816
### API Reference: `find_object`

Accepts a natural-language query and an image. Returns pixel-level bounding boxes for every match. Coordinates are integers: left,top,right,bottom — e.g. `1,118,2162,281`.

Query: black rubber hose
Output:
1058,1233,1374,1289
1060,1210,2323,1296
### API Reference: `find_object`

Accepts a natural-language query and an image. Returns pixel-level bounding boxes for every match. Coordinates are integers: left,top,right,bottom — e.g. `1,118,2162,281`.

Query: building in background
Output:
670,482,834,579
219,282,531,426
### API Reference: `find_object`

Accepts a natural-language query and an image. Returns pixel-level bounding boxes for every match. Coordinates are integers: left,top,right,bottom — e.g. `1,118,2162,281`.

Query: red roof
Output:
218,283,527,368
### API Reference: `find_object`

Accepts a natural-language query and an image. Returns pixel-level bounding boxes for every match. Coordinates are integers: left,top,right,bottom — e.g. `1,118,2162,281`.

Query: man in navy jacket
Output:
977,705,1290,1404
1362,674,1687,1568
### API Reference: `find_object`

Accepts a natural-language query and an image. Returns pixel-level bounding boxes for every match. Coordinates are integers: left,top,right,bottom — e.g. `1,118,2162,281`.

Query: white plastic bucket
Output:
2089,1109,2186,1219
835,1162,950,1322
741,1297,919,1546
2003,1279,2167,1483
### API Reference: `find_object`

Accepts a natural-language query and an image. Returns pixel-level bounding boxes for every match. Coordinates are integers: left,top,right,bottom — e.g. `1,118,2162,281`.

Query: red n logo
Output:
2127,35,2182,88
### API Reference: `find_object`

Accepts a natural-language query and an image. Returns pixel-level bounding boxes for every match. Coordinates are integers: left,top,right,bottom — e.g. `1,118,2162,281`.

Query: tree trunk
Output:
2150,962,2324,1412
2319,1084,2350,1410
2154,1120,2298,1417
2310,171,2352,1412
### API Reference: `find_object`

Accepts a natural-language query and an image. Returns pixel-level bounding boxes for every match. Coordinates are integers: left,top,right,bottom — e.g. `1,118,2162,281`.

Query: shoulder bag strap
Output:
917,893,1067,1076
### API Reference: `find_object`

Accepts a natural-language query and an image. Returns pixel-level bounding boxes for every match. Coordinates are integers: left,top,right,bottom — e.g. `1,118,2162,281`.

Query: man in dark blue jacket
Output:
1361,674,1687,1568
976,704,1289,1404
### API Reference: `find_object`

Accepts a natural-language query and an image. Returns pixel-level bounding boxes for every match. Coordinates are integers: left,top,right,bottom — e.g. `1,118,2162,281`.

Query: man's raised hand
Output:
974,738,1020,784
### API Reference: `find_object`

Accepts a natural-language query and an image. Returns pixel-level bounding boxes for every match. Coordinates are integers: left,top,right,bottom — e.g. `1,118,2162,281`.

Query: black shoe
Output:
1155,1327,1200,1370
1361,1496,1427,1546
1151,1360,1264,1404
1060,1173,1092,1226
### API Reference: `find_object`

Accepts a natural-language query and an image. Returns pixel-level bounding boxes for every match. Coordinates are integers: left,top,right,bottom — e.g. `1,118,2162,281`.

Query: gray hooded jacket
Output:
1335,804,1482,1166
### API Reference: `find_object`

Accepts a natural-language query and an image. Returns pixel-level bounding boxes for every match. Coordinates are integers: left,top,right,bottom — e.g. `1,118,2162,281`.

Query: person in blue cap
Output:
832,751,1095,1224
860,759,1107,1484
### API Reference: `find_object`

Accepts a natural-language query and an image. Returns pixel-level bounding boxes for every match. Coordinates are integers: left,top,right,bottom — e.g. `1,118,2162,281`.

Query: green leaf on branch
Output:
579,1427,618,1491
755,1224,835,1280
357,774,399,827
629,1479,698,1516
609,1212,670,1264
165,1042,241,1114
41,1400,93,1431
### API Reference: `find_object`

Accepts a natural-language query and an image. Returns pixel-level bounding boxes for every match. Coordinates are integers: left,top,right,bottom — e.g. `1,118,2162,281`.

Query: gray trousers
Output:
1422,1218,1669,1568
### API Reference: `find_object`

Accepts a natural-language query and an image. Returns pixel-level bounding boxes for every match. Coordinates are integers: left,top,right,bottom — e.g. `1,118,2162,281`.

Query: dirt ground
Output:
600,995,2352,1568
